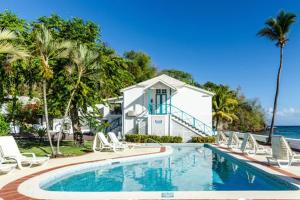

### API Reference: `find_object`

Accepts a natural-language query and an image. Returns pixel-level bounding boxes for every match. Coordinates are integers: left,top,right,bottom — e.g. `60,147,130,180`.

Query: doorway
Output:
155,89,167,114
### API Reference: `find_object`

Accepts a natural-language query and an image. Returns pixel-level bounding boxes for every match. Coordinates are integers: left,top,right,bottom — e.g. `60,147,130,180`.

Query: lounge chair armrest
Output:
21,152,36,159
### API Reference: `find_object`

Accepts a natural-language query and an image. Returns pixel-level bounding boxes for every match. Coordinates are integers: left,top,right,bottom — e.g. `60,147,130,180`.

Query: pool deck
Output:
0,146,165,200
1,144,300,199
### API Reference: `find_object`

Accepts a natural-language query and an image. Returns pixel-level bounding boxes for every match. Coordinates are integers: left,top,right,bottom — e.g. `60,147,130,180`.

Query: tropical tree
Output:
56,44,99,154
203,83,238,130
159,69,196,85
213,87,238,130
124,50,156,83
0,29,29,127
33,24,71,155
257,11,296,144
229,92,266,132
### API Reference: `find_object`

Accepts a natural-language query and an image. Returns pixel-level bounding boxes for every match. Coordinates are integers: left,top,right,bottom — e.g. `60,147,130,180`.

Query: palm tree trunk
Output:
56,72,82,154
56,85,79,153
70,102,81,144
267,46,283,144
43,80,55,155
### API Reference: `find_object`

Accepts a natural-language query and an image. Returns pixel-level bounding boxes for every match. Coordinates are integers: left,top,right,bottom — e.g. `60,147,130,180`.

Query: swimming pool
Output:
41,144,297,192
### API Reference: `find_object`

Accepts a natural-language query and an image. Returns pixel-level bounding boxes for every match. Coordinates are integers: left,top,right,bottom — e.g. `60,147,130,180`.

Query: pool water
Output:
42,145,297,191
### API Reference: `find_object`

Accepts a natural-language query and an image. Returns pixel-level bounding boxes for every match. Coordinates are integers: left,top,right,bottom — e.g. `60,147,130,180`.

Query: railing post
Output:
193,118,195,127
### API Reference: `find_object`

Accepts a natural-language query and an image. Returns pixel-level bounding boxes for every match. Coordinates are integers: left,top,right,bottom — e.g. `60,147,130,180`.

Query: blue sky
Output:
1,0,300,125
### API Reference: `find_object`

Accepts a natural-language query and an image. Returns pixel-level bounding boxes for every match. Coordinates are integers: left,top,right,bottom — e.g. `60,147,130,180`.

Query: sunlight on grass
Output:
19,140,93,157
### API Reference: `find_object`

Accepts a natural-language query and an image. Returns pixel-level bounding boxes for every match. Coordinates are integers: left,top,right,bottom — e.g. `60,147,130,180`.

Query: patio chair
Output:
93,132,116,152
241,133,269,156
0,156,17,174
0,136,49,169
216,131,228,145
267,135,300,167
227,132,240,149
107,132,130,150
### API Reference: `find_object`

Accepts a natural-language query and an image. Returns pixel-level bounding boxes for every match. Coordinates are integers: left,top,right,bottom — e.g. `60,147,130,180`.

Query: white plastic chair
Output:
0,156,17,174
0,136,49,169
93,132,116,152
227,132,240,149
241,133,269,156
108,132,128,150
216,131,228,145
267,136,300,167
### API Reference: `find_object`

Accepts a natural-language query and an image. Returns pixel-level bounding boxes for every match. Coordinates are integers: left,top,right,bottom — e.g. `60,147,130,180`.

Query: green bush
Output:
191,136,216,143
125,134,182,143
0,114,9,136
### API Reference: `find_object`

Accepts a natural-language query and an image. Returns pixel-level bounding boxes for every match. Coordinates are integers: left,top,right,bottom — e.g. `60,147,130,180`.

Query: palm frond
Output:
258,11,296,45
0,29,17,41
257,27,278,41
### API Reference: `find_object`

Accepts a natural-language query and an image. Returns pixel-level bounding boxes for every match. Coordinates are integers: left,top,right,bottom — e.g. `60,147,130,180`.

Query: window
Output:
110,103,122,115
156,89,167,94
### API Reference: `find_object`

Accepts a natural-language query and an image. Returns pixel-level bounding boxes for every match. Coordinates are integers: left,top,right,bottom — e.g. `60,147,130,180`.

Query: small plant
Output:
36,128,47,143
191,136,216,143
0,114,9,136
125,134,183,143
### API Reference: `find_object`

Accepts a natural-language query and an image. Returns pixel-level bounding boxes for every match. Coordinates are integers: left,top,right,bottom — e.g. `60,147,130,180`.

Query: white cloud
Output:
267,107,300,125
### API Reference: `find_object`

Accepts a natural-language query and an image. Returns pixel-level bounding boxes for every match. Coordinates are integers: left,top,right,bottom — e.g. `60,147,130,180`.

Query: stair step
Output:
171,114,211,137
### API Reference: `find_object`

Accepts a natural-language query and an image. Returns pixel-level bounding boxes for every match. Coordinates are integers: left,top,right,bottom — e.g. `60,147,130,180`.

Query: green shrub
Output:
191,136,216,143
0,114,9,136
125,134,182,143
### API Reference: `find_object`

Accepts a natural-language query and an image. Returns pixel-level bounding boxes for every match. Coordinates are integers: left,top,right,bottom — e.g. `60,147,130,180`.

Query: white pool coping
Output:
17,144,300,200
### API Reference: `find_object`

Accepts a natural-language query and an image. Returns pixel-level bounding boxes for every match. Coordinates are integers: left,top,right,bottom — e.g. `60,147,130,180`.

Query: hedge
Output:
125,134,182,143
191,136,216,143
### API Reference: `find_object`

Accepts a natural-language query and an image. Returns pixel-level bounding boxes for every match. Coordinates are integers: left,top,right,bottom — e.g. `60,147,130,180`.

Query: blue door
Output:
155,93,167,114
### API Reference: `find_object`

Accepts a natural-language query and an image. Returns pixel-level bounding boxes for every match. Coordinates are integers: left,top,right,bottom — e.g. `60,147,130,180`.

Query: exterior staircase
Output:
148,103,215,136
169,105,215,136
105,117,122,135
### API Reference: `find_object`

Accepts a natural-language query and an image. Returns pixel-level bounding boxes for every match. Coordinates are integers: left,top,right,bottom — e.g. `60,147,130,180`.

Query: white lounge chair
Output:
216,131,228,145
227,132,240,149
0,156,17,174
0,136,49,169
267,136,300,167
241,133,269,155
93,132,116,152
108,132,130,150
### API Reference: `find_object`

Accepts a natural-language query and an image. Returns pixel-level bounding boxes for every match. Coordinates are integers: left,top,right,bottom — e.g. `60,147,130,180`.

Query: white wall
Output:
123,87,147,134
122,84,213,135
171,86,212,127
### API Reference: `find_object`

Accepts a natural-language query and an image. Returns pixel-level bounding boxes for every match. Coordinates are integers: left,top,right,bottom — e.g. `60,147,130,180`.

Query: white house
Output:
113,74,215,141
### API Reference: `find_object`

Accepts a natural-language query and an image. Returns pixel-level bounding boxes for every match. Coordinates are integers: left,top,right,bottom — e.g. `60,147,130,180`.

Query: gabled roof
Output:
121,74,214,96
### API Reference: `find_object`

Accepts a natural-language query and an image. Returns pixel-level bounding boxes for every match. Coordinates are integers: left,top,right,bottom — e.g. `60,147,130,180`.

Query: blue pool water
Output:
42,145,297,192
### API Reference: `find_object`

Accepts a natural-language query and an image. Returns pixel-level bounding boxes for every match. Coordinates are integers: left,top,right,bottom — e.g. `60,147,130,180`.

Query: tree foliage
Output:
0,10,268,147
203,82,266,131
124,50,156,83
159,69,196,85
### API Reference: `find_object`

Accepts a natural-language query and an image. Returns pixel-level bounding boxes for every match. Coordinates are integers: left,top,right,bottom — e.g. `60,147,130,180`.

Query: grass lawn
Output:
18,140,93,157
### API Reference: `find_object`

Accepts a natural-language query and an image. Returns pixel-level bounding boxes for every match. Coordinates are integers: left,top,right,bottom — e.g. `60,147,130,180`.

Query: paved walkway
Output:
213,144,300,180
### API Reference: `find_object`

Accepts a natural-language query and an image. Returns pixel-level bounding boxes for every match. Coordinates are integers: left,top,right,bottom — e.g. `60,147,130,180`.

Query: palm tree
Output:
0,29,19,54
56,44,99,154
257,11,296,144
33,24,71,155
212,87,238,130
0,29,29,132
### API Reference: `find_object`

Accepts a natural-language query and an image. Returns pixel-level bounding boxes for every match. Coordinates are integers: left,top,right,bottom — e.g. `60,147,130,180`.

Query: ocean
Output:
259,126,300,139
